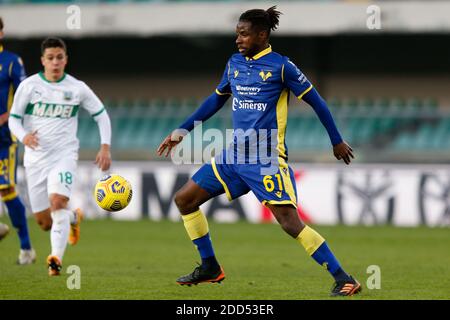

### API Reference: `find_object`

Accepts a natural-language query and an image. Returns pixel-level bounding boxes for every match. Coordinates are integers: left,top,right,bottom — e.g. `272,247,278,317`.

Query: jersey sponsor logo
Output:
232,97,267,112
236,85,261,96
25,103,79,118
259,70,272,81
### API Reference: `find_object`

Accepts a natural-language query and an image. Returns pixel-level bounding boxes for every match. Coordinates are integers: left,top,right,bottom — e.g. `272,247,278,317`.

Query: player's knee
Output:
49,195,69,211
272,207,305,238
280,222,302,238
37,219,52,231
174,191,196,214
174,191,188,211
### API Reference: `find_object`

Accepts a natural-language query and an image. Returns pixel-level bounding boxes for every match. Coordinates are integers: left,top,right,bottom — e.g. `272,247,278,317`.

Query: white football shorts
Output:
25,157,77,213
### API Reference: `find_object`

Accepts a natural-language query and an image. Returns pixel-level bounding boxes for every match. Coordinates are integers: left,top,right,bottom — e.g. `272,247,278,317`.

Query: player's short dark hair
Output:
41,37,67,55
239,6,281,35
0,17,4,31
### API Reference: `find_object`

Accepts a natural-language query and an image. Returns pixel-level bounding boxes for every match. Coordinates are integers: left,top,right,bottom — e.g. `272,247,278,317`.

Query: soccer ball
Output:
94,174,133,212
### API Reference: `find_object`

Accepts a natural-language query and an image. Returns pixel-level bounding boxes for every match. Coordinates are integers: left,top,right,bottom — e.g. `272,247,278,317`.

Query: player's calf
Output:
268,204,305,238
1,187,34,258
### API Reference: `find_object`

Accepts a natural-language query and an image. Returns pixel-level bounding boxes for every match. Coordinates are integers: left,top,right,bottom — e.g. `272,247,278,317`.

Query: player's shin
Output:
50,209,71,260
2,192,32,250
181,209,219,270
296,225,351,282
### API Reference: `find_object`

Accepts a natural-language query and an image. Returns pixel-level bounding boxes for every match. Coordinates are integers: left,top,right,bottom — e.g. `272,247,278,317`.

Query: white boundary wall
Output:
1,161,449,227
1,1,450,38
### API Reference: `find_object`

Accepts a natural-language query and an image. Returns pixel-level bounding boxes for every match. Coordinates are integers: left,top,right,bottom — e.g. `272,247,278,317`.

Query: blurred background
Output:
1,0,449,226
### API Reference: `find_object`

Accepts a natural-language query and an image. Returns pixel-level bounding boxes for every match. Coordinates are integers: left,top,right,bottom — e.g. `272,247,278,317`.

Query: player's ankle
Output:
201,257,220,271
332,267,351,282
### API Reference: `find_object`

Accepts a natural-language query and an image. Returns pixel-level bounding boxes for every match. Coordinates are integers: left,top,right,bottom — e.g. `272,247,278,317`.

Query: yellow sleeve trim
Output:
215,89,231,96
281,64,285,83
297,84,313,100
211,157,232,201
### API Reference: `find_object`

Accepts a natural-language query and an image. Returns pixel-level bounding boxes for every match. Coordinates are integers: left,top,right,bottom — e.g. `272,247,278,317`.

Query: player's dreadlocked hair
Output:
41,37,67,55
239,6,281,35
0,17,4,31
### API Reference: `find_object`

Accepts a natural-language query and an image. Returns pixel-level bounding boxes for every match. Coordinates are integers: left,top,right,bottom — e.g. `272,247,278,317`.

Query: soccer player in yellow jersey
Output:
159,7,361,296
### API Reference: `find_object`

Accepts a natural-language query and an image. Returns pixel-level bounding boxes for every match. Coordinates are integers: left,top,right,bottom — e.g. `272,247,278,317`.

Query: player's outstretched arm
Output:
157,92,229,157
302,87,354,165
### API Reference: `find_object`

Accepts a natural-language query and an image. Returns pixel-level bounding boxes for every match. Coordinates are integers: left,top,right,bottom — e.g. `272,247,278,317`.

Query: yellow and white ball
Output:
94,174,132,212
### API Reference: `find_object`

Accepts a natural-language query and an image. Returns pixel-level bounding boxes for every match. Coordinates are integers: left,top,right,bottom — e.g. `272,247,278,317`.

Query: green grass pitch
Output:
0,218,449,300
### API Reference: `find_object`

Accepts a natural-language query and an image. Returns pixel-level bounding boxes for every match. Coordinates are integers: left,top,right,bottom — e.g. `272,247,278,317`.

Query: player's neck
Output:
248,43,270,59
41,71,65,83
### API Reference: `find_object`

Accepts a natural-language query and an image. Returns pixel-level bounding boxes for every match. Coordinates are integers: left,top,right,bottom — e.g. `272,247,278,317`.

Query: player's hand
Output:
0,112,8,126
95,144,112,171
157,131,184,158
23,131,39,150
333,141,354,165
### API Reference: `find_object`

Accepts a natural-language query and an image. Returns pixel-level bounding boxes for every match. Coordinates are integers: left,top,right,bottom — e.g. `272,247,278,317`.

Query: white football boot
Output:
17,248,37,265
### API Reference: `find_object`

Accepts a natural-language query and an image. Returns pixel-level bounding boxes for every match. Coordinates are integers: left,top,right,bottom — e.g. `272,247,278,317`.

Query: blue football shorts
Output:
192,152,298,208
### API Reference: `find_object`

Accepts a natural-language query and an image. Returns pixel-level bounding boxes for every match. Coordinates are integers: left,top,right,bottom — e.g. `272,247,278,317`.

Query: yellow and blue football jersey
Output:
192,46,315,208
216,45,313,162
0,45,26,189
